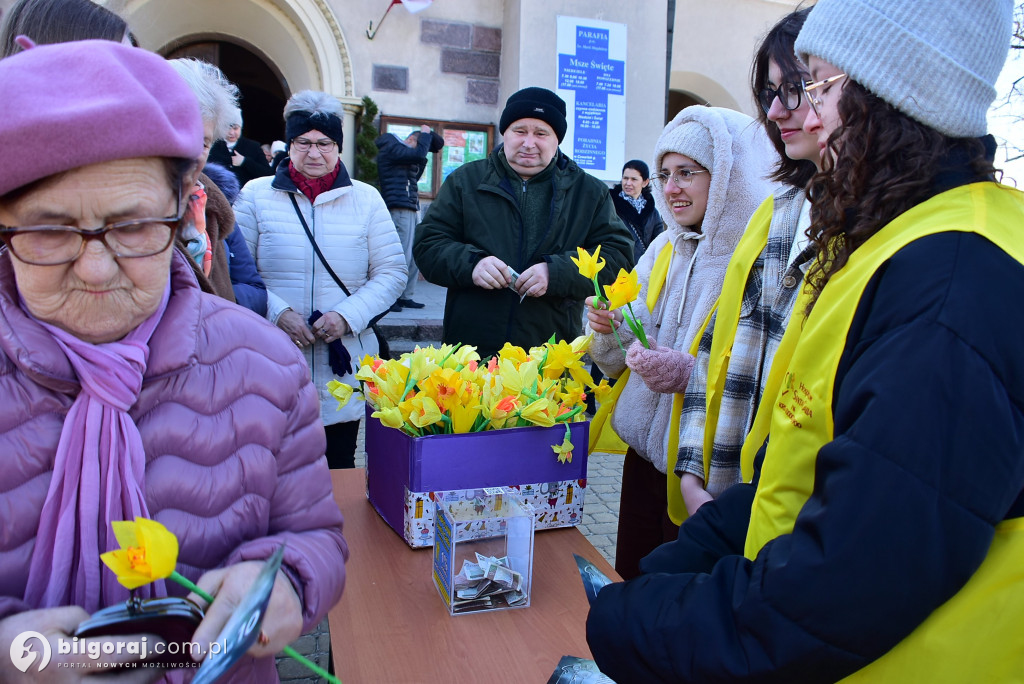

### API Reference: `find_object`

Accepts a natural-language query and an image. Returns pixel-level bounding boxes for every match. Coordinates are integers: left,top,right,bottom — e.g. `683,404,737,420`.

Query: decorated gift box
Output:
327,338,604,548
365,407,588,547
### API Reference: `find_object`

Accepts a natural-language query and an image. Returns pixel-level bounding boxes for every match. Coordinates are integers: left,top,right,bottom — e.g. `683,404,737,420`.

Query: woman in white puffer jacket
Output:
236,90,406,468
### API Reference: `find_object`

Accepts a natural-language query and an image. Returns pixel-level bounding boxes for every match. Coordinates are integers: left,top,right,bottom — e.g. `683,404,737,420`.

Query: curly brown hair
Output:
804,81,998,313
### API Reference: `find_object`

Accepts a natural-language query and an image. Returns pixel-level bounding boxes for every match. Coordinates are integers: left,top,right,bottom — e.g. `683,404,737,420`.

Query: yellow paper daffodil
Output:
449,401,483,433
496,342,530,365
551,433,574,464
589,378,614,402
326,380,355,409
100,518,179,589
401,395,444,429
518,398,556,427
570,245,606,280
604,268,642,311
372,406,405,430
498,357,539,396
353,337,596,451
419,367,467,412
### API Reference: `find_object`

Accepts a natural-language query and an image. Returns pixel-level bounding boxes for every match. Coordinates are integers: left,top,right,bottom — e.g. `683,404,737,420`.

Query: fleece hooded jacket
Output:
588,106,778,473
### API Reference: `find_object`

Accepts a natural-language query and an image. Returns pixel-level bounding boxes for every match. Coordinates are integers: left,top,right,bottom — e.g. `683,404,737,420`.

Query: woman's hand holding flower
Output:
191,562,303,660
277,309,316,348
585,296,622,335
625,339,694,394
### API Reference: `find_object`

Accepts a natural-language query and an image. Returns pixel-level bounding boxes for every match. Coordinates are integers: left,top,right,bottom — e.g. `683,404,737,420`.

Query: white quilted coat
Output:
236,173,407,425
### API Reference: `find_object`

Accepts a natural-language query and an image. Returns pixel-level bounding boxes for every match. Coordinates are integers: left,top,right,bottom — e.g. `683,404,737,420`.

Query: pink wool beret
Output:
0,39,203,197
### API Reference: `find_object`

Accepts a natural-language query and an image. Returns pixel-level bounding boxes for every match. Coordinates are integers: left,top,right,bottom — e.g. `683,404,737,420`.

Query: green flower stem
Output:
168,572,342,684
611,324,627,356
170,571,213,603
282,646,340,683
625,303,650,348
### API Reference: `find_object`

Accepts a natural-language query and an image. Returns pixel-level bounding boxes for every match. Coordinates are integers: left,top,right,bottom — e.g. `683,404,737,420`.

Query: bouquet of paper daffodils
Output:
328,337,610,462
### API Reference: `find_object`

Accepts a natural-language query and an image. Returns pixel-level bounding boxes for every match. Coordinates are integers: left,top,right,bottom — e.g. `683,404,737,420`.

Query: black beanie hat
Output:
285,111,344,151
499,87,567,142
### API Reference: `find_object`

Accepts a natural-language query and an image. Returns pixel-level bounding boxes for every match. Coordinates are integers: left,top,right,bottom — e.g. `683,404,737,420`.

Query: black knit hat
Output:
285,111,344,150
499,87,567,142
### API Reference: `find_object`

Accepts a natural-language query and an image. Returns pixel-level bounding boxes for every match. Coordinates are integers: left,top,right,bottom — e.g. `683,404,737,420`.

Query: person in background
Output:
208,108,273,187
415,87,634,358
610,159,664,263
0,39,346,683
375,123,445,311
270,140,288,170
674,6,820,516
262,143,273,164
236,90,406,470
587,1,1023,681
202,162,269,315
585,106,777,580
0,0,134,56
166,57,244,304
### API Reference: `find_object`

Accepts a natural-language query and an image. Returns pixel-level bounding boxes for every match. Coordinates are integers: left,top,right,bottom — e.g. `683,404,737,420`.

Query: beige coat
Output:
589,106,778,473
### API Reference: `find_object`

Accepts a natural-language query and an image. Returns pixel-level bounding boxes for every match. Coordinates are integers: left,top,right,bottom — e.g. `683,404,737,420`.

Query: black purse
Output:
289,194,392,359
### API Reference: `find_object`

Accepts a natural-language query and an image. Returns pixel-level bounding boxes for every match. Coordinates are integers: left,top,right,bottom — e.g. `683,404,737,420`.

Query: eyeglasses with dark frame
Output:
650,168,709,189
0,194,185,266
757,80,806,115
802,73,847,117
291,138,337,154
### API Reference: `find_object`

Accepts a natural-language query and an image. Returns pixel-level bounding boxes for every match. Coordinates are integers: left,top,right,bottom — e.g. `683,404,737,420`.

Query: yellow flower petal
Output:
570,246,606,280
604,268,642,311
101,518,179,590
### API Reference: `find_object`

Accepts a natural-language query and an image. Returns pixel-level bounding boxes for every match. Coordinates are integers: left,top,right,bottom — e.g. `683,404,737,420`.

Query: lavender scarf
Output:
23,282,171,612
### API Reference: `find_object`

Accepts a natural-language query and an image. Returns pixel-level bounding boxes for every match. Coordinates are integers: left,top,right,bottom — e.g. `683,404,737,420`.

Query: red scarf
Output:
289,161,341,203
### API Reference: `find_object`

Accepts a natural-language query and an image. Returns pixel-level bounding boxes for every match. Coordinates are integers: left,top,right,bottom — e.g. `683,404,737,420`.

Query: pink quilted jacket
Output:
0,252,347,682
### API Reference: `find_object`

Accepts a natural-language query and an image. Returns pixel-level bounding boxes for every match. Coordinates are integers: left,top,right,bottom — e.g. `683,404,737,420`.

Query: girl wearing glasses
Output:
587,1,1023,681
674,7,820,517
236,91,407,470
585,105,777,579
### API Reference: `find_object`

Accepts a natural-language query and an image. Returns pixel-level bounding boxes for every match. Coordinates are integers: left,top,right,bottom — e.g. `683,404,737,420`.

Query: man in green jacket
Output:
415,87,634,358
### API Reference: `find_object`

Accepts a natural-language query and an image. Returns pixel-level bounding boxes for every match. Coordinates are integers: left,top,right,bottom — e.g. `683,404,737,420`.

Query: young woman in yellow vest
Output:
674,6,822,518
584,106,777,579
586,1,1024,681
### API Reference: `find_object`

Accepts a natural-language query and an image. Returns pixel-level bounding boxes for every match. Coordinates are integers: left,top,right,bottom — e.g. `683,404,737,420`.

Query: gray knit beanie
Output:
655,120,714,172
795,0,1013,138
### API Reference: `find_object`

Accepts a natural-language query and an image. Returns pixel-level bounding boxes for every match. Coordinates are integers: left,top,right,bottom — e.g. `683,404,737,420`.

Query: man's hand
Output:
514,263,549,298
419,124,431,134
472,256,513,290
190,563,303,661
311,311,349,343
277,309,316,348
0,607,163,683
231,150,244,167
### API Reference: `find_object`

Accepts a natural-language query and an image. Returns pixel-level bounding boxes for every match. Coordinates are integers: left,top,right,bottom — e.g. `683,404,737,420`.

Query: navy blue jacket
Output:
587,170,1024,681
374,131,434,211
203,163,268,316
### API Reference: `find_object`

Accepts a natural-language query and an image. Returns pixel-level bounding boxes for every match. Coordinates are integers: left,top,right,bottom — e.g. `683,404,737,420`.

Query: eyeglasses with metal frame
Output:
0,194,185,266
802,73,847,117
290,138,337,154
650,168,709,188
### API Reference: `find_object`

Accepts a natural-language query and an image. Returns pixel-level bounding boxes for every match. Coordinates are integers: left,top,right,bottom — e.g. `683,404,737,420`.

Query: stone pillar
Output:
339,96,363,173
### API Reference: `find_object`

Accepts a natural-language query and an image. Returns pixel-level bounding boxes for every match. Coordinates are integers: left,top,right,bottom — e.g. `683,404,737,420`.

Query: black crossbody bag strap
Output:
289,194,390,328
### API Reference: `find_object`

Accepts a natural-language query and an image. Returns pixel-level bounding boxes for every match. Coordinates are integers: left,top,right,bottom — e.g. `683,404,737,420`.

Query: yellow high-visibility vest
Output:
743,183,1024,681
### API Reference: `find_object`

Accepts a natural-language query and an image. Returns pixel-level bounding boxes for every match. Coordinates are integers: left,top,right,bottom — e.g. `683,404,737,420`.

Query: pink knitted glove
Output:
625,339,695,394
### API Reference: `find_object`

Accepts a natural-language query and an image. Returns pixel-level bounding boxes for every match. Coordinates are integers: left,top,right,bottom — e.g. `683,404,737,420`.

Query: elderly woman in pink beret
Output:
0,40,346,683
